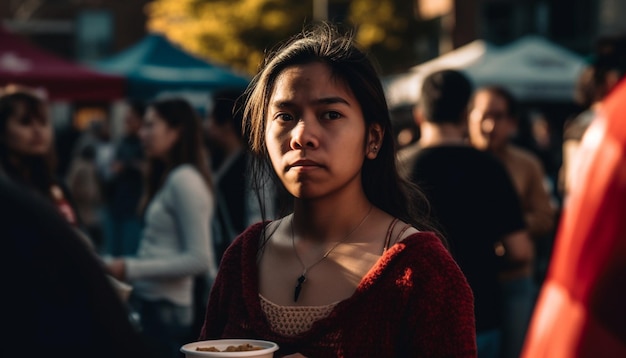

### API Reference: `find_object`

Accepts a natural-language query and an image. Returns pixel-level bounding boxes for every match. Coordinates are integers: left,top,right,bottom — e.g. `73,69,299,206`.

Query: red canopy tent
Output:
0,26,125,102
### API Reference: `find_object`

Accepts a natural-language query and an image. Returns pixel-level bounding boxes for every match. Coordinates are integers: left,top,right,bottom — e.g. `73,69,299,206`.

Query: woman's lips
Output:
29,138,47,147
288,159,322,171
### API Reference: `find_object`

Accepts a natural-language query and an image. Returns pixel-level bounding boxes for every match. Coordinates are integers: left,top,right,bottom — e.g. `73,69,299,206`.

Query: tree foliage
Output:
146,0,309,75
146,0,421,76
348,0,423,74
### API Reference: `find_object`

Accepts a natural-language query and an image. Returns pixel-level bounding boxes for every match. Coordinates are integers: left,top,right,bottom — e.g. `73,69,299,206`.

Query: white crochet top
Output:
259,294,338,336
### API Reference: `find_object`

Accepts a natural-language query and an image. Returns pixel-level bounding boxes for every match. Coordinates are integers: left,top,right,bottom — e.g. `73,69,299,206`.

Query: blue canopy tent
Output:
94,33,250,101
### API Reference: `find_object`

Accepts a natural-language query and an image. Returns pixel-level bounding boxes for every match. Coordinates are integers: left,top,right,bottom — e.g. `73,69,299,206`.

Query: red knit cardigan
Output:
199,222,477,357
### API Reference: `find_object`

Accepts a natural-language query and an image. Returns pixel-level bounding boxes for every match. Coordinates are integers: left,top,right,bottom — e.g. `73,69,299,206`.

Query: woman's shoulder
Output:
232,221,270,246
161,165,213,207
395,231,456,267
166,164,208,188
221,221,268,261
395,231,470,288
401,230,446,250
169,163,202,180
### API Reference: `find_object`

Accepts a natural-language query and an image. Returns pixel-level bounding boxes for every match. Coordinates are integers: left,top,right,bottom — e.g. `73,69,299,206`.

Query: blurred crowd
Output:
1,26,625,358
0,83,271,357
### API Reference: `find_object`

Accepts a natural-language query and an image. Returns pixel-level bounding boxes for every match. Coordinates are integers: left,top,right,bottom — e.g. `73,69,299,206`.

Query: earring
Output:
371,145,378,152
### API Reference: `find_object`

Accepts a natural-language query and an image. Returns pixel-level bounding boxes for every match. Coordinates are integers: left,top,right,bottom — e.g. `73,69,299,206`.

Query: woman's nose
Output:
290,116,320,150
32,121,48,135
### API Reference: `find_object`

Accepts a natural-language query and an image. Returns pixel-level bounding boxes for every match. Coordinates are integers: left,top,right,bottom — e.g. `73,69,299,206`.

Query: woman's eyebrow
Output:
315,96,350,106
270,96,350,109
270,99,295,109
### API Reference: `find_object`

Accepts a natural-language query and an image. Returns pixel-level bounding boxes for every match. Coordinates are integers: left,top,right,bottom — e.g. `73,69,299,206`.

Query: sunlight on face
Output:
265,62,368,199
468,90,516,151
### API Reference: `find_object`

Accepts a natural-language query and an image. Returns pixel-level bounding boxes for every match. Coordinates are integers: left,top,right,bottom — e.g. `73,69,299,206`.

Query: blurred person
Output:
204,89,253,259
204,89,277,263
72,114,116,184
514,110,559,192
0,175,153,358
560,34,626,202
66,144,105,251
199,23,477,357
468,87,556,239
105,98,217,358
104,99,146,256
0,86,83,234
468,85,556,358
0,86,141,300
399,69,534,358
522,62,626,358
54,111,83,179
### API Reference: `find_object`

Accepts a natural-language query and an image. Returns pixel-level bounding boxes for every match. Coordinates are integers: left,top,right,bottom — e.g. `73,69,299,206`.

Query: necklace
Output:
290,205,374,302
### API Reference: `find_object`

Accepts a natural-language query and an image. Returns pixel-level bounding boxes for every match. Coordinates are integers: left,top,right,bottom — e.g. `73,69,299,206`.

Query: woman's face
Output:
264,62,379,199
140,107,180,160
2,102,53,157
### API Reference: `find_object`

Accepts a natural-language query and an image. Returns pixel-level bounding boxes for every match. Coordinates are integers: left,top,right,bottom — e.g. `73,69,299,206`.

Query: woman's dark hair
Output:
141,97,212,211
242,22,438,236
0,90,57,201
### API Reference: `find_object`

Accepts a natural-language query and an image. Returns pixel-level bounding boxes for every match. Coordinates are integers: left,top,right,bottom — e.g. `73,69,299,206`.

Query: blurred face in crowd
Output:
140,106,180,160
124,108,143,136
2,101,53,157
468,89,517,152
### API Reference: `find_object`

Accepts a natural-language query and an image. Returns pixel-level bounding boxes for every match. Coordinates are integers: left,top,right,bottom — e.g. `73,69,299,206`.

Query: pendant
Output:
294,274,306,302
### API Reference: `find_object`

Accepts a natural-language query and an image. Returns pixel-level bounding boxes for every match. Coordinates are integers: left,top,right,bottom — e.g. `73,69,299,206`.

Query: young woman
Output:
0,87,79,228
106,97,216,358
198,23,476,357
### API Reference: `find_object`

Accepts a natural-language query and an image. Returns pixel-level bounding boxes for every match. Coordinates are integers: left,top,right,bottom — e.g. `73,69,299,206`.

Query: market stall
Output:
94,33,250,102
0,26,124,102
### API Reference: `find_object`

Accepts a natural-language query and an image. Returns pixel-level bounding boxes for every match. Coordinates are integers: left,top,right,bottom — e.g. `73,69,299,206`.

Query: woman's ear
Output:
366,123,384,159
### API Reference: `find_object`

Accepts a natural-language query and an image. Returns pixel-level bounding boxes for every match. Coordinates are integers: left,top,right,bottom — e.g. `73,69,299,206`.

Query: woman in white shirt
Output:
106,97,216,358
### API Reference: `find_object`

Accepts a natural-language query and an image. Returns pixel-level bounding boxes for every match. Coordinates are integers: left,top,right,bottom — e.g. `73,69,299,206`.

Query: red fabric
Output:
200,222,477,357
521,79,626,357
0,26,124,101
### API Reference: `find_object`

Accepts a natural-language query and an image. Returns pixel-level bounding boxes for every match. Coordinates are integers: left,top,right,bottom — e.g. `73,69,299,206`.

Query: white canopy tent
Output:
382,39,495,108
469,36,586,102
383,35,586,108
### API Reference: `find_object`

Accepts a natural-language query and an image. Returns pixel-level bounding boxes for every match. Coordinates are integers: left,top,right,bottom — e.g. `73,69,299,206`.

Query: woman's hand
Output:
281,354,307,358
106,258,127,281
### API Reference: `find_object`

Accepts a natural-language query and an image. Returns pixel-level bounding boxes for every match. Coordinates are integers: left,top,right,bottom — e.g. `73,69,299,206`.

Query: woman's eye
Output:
276,113,294,121
18,116,32,125
322,111,342,120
